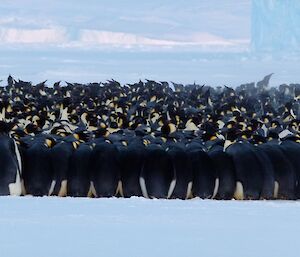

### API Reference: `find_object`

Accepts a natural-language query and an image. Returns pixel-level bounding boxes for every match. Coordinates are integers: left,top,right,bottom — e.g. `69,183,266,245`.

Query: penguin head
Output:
270,119,281,129
238,130,252,141
24,123,39,135
0,121,14,135
160,121,176,136
224,127,239,142
10,127,27,139
73,129,90,142
267,130,279,141
135,124,151,137
288,119,299,133
262,115,271,125
251,134,267,145
93,126,109,138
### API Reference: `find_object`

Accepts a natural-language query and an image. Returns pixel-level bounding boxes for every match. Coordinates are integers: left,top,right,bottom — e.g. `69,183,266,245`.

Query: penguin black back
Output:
140,144,175,199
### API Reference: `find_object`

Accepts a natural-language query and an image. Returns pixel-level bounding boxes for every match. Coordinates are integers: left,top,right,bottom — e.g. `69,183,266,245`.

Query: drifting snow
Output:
0,197,299,257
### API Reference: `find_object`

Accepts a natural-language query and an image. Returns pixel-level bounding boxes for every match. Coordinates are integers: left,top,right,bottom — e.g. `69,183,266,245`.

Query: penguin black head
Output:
223,120,236,130
73,129,90,142
93,127,109,138
225,128,239,142
24,123,39,135
267,130,279,141
7,74,14,87
160,122,176,137
0,121,14,135
238,130,252,141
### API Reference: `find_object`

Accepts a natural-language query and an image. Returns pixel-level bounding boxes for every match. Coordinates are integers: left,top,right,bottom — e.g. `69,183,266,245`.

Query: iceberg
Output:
251,0,300,52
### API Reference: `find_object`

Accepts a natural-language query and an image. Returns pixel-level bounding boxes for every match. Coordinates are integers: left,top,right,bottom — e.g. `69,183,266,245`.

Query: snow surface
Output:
0,197,300,257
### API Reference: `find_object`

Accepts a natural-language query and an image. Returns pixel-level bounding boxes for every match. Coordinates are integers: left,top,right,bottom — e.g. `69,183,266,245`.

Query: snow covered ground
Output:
1,197,299,257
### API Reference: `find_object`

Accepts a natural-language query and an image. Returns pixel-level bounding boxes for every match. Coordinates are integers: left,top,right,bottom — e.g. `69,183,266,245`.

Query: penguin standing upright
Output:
67,143,92,197
208,143,236,200
226,141,264,200
90,141,121,197
258,140,296,200
22,136,55,196
280,139,300,199
118,138,145,197
140,144,175,199
186,143,217,199
167,143,193,199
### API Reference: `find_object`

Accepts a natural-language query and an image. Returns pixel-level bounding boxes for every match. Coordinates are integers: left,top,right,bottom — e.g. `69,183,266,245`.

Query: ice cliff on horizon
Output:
252,0,300,52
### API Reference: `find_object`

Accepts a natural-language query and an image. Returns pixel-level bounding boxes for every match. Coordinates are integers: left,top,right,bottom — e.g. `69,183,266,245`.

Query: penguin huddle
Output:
1,74,300,200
